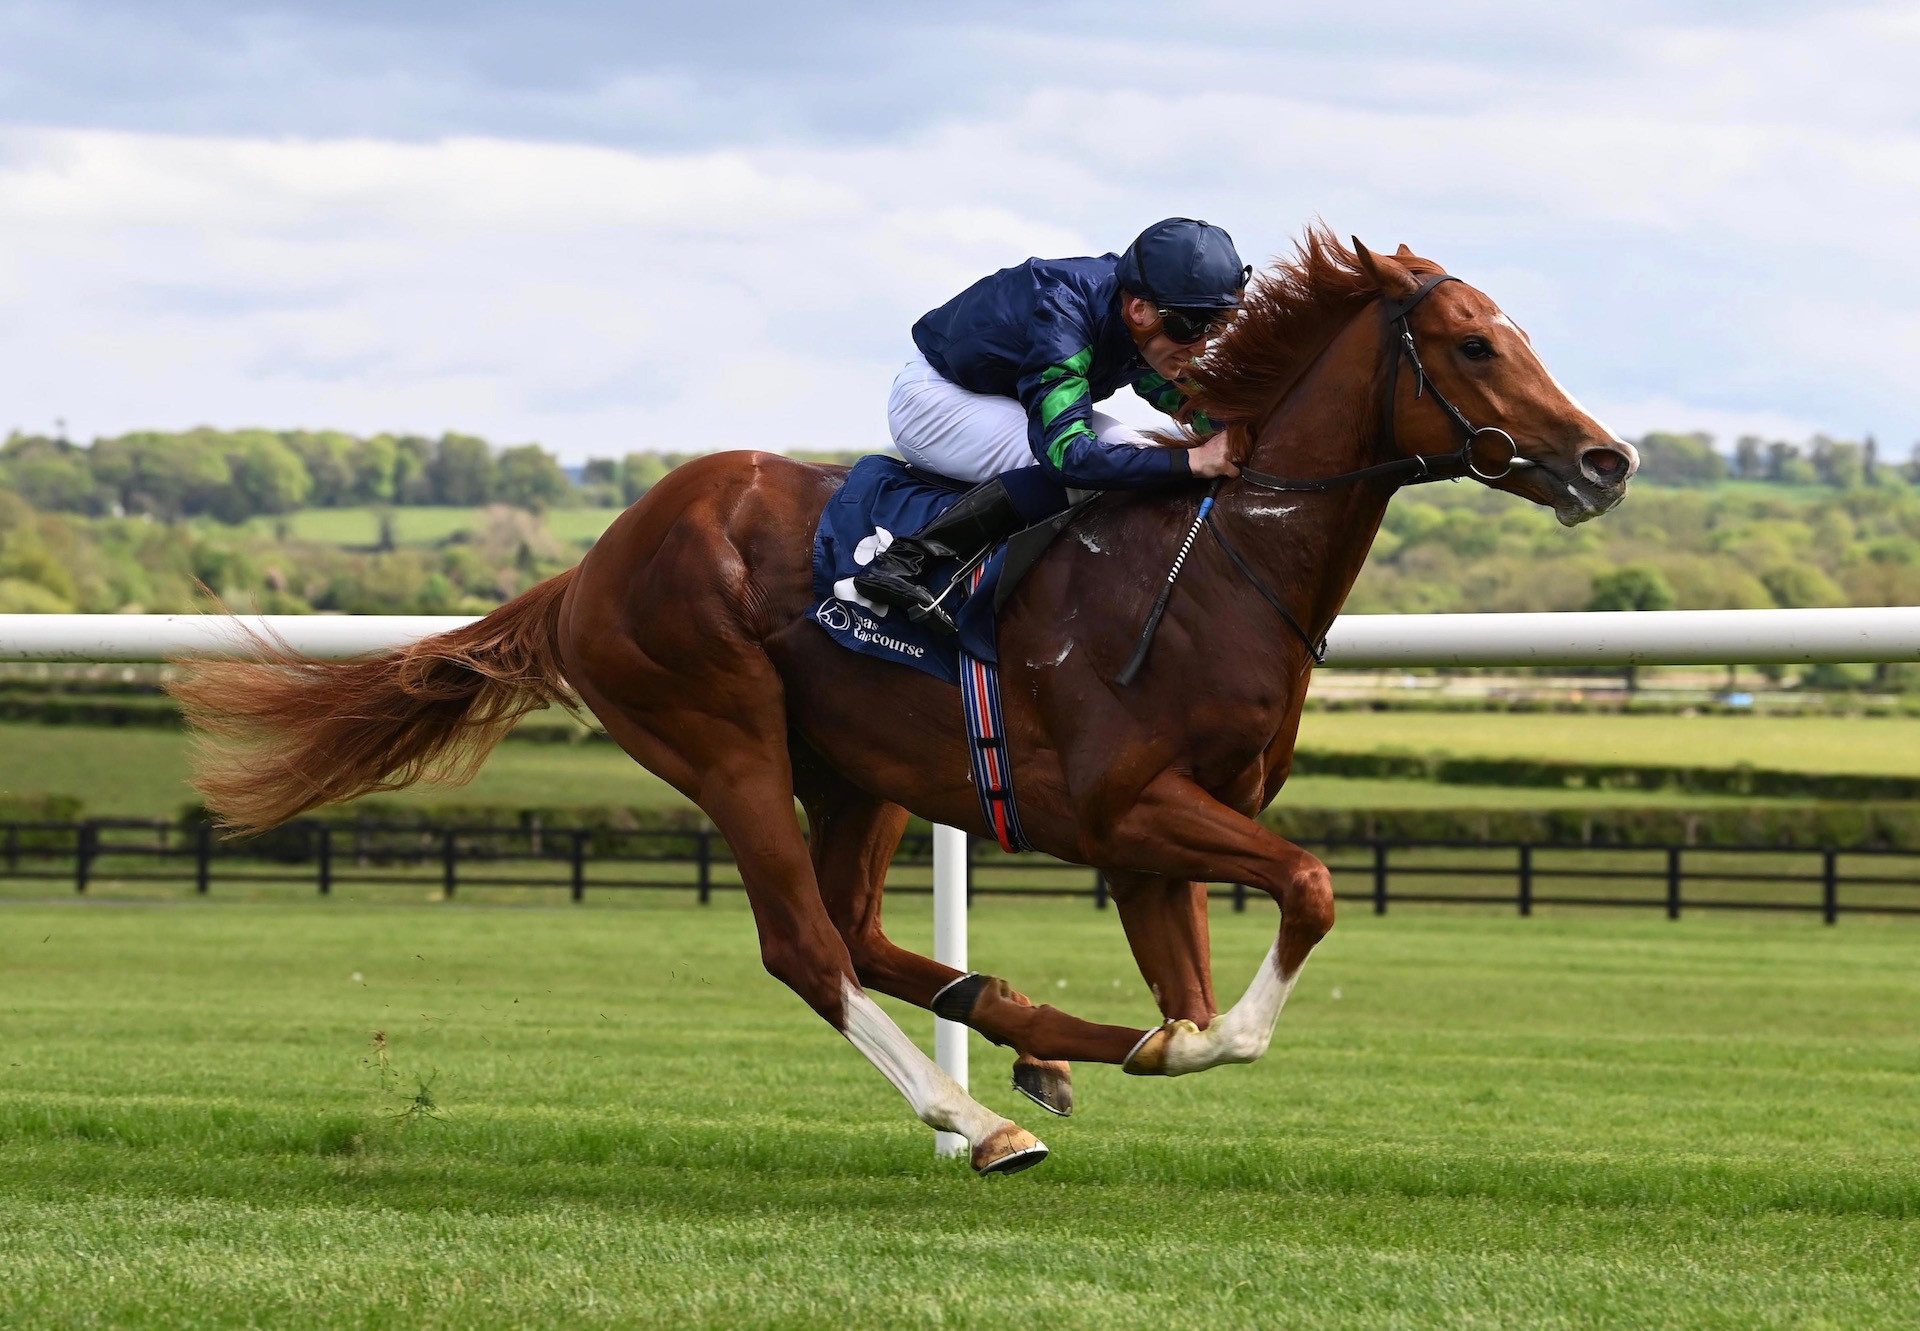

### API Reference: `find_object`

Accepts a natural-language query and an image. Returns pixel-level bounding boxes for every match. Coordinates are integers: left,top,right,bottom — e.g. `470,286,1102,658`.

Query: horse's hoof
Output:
971,1123,1048,1176
1123,1018,1199,1076
1013,1058,1074,1117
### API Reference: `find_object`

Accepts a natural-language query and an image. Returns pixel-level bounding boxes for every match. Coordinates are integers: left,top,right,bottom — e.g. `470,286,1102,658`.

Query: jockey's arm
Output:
1015,291,1192,491
1131,367,1221,437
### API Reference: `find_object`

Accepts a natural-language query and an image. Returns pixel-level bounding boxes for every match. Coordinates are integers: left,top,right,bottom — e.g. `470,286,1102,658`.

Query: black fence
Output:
5,818,1920,923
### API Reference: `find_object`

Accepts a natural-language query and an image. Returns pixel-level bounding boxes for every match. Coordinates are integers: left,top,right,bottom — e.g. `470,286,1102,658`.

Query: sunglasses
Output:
1156,306,1233,344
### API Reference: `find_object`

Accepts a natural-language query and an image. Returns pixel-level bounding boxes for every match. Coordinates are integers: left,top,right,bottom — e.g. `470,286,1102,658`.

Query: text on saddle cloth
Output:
811,455,1012,683
811,455,1033,851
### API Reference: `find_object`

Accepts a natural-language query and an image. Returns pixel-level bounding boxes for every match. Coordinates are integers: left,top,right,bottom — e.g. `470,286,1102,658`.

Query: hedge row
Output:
172,799,1920,852
1289,747,1920,802
1305,694,1920,718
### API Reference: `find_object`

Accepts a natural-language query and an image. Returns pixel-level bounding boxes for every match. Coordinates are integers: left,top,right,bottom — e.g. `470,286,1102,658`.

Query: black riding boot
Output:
852,476,1027,630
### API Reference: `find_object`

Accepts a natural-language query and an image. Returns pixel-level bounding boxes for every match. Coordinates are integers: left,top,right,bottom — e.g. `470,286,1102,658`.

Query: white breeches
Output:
887,354,1153,483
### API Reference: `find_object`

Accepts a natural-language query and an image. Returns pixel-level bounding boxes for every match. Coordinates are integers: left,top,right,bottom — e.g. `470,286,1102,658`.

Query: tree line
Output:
1633,431,1914,489
0,428,868,522
8,424,1907,527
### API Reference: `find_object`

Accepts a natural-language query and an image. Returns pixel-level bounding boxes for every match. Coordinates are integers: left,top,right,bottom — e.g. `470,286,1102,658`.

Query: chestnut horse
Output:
172,231,1637,1175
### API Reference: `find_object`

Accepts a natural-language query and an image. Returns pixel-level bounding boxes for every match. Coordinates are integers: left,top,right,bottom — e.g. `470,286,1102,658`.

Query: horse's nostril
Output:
1581,448,1630,483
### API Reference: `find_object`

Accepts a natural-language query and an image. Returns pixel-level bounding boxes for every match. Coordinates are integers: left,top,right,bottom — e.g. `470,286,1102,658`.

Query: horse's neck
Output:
1221,317,1394,651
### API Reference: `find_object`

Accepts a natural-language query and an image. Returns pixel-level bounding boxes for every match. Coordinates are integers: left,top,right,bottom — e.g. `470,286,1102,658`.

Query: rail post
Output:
1821,848,1838,925
1093,871,1108,910
696,829,712,904
74,822,94,894
441,829,458,899
932,824,970,1161
570,829,588,902
194,822,212,895
317,825,333,896
1372,842,1388,915
1233,879,1247,912
1517,844,1533,917
1665,847,1682,920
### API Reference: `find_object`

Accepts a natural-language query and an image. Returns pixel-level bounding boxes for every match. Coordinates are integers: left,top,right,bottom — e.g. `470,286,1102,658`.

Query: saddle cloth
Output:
811,455,1035,850
810,455,1009,684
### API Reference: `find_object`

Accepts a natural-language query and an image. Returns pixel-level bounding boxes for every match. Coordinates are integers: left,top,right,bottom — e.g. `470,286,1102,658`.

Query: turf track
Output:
2,897,1916,1328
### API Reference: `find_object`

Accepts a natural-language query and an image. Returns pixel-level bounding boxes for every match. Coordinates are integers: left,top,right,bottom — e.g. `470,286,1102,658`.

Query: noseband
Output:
1235,273,1522,493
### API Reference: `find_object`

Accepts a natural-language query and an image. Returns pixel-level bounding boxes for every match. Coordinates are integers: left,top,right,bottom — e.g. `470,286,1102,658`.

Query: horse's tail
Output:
169,569,578,834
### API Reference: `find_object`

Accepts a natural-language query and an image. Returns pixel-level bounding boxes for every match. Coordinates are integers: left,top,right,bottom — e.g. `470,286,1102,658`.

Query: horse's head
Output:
1353,239,1638,526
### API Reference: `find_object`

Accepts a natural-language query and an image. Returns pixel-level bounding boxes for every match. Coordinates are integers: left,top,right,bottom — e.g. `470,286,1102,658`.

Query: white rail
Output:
3,607,1917,665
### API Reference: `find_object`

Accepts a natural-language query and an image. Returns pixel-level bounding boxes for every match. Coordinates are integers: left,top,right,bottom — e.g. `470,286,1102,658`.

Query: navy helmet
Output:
1117,217,1251,310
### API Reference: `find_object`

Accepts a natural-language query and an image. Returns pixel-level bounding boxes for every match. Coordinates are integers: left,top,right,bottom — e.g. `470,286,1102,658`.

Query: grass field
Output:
1299,709,1920,777
0,721,1813,820
1,898,1915,1328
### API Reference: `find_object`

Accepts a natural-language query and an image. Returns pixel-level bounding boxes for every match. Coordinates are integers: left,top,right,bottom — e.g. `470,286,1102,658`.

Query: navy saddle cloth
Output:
811,455,1010,683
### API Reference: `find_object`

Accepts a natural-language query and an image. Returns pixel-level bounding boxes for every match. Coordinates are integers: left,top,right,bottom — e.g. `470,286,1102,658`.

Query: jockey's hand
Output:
1187,433,1240,479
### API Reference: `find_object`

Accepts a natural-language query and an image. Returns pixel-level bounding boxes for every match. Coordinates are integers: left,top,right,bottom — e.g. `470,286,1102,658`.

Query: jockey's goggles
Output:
1156,305,1234,344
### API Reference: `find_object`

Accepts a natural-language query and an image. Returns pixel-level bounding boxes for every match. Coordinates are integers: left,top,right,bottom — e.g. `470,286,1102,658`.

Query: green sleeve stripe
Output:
1046,420,1096,470
1191,410,1217,434
1039,376,1091,429
1039,347,1094,382
1135,369,1187,415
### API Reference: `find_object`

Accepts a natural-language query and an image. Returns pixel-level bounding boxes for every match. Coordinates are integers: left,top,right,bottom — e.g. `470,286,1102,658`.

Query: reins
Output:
1116,273,1526,685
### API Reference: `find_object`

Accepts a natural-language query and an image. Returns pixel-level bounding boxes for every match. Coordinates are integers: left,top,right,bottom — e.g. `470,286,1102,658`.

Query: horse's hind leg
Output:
569,666,1048,1174
798,769,1078,1117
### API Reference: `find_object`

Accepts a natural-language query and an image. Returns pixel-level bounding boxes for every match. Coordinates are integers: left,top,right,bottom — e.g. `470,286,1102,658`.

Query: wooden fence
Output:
4,819,1919,923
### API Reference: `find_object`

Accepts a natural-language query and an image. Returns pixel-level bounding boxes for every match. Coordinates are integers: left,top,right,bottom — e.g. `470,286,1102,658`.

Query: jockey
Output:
853,217,1248,626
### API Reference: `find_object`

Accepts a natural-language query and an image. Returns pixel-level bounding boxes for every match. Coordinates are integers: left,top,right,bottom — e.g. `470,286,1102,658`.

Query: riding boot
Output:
852,476,1028,629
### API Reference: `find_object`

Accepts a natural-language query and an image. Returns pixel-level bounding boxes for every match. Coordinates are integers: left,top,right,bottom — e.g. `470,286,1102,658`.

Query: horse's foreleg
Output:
1090,778,1334,1078
1106,871,1218,1027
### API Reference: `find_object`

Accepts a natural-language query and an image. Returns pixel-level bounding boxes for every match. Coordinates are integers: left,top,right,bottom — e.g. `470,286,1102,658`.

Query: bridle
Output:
1236,272,1525,494
1116,272,1529,685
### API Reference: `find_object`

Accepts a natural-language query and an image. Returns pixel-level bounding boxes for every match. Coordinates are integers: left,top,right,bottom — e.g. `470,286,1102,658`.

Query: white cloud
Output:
0,4,1916,459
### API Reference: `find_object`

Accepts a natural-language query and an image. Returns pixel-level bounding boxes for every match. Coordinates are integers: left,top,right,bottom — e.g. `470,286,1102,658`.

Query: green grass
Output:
0,721,1801,820
1299,709,1920,777
0,899,1915,1328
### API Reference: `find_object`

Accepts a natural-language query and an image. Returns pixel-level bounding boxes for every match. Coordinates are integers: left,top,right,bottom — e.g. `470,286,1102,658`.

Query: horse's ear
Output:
1394,243,1416,258
1352,236,1422,300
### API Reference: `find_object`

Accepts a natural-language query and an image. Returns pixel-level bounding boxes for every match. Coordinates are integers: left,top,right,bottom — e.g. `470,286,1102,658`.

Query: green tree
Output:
1588,564,1677,612
494,444,571,511
392,435,436,504
352,435,400,503
283,430,359,506
428,433,496,505
1633,432,1725,486
1761,563,1845,608
220,432,313,520
0,436,98,512
90,432,231,519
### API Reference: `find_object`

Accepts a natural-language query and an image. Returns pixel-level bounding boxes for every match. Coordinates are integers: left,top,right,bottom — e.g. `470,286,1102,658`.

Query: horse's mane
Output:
1184,224,1446,427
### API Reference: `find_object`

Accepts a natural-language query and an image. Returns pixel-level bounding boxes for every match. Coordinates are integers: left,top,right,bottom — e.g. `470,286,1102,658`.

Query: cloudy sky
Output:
1,1,1916,461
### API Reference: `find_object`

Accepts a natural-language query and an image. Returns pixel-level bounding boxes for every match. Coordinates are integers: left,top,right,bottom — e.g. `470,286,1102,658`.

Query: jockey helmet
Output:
1117,218,1251,311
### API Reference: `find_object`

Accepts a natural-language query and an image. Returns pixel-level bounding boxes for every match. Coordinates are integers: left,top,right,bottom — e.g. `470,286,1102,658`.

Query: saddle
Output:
811,457,1094,851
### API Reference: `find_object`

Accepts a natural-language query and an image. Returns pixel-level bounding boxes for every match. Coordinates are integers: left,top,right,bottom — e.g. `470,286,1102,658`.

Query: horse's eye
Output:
1461,336,1495,362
